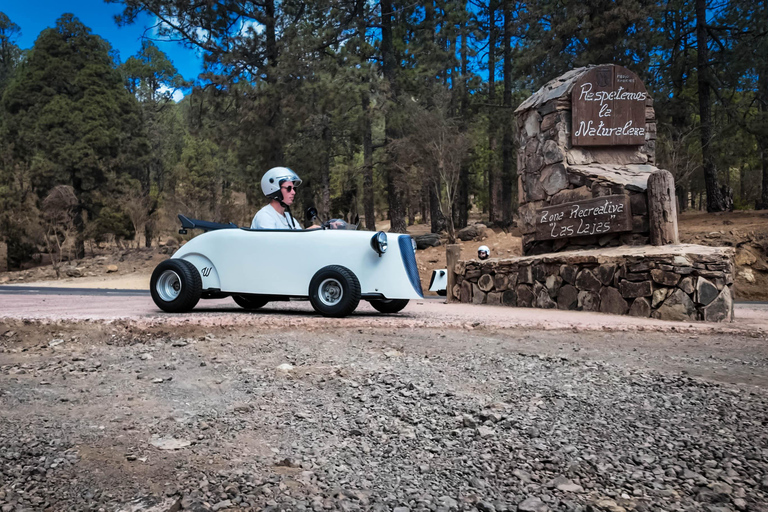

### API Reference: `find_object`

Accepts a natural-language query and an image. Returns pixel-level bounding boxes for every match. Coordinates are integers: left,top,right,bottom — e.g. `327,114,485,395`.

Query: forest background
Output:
0,0,766,270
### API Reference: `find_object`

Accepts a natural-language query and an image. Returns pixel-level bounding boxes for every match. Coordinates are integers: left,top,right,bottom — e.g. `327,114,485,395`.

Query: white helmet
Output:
261,167,302,199
478,245,490,259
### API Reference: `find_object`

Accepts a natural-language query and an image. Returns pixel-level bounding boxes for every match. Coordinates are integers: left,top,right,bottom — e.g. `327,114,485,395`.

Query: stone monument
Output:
452,65,734,322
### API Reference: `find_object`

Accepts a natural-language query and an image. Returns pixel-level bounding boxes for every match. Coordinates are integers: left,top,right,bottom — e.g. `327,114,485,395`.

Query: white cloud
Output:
158,84,185,103
238,19,265,36
155,15,210,44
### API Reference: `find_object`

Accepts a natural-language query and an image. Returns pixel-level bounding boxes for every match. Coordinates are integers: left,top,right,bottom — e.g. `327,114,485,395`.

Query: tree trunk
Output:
362,95,375,229
381,0,407,233
487,0,502,225
696,0,727,212
739,165,746,206
320,120,332,219
355,0,377,230
408,187,416,226
264,0,284,169
758,138,768,209
648,170,680,245
430,176,446,233
445,244,461,303
677,185,687,213
501,0,514,225
144,223,153,248
455,2,469,230
74,204,85,260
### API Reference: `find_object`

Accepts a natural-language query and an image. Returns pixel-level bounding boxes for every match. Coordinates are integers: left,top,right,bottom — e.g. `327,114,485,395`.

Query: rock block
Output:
535,282,557,309
578,291,600,312
478,274,494,292
472,284,487,304
599,287,629,315
702,287,733,322
542,139,564,165
518,265,533,284
653,289,696,321
695,277,719,306
550,186,592,206
541,163,568,196
486,292,503,305
502,289,517,307
457,224,488,241
414,233,442,249
597,264,617,285
678,276,695,294
575,269,602,292
557,284,579,310
560,265,577,284
460,281,473,303
630,192,648,216
651,269,680,286
652,288,669,308
545,275,562,298
628,297,651,317
516,284,534,307
619,279,653,298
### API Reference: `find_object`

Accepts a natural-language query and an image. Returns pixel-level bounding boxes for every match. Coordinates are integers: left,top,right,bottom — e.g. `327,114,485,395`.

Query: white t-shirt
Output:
250,204,303,230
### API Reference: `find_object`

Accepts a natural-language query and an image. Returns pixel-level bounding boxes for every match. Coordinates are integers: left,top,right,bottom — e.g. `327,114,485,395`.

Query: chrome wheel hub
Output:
157,270,182,302
318,278,343,307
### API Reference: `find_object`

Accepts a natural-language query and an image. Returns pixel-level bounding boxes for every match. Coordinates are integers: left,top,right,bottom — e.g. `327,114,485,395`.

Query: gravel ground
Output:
2,322,768,512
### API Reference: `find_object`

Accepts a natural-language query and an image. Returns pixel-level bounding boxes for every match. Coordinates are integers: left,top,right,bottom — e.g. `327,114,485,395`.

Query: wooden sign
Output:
534,195,632,241
572,65,647,146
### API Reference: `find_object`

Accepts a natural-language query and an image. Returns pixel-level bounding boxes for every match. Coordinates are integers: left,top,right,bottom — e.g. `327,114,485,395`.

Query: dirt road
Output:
2,290,768,335
2,294,768,512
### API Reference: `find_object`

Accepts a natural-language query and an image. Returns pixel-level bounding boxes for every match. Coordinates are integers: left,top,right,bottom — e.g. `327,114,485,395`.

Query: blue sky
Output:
2,0,202,98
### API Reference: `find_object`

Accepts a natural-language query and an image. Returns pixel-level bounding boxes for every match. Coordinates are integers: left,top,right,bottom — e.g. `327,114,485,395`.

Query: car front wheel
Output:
369,299,409,314
150,259,202,313
309,265,361,317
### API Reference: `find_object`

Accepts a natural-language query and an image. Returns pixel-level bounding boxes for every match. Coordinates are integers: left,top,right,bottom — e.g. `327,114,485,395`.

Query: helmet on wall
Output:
478,245,490,260
261,167,302,200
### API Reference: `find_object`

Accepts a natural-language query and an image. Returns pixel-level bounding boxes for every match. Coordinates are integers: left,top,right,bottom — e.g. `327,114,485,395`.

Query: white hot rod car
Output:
150,214,423,317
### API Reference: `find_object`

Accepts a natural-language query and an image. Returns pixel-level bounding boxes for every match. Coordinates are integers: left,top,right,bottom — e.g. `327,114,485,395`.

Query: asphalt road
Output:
0,286,149,296
1,285,766,306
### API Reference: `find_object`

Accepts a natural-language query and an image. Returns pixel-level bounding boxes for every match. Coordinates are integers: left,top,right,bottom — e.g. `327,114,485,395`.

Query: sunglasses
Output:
281,185,298,192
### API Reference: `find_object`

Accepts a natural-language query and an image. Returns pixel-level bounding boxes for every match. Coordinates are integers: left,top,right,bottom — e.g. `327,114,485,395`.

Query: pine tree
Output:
121,40,187,245
2,14,146,258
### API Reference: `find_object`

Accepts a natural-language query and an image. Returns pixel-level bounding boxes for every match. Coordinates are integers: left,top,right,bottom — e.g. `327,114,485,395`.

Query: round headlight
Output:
371,231,387,256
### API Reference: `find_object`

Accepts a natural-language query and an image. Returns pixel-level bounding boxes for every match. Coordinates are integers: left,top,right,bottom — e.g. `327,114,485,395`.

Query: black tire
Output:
436,289,447,297
233,294,269,310
150,259,202,313
308,265,361,317
369,299,409,314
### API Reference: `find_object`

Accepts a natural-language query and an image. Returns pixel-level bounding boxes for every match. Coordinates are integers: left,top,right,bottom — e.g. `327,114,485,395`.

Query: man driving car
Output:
251,167,344,230
251,167,305,230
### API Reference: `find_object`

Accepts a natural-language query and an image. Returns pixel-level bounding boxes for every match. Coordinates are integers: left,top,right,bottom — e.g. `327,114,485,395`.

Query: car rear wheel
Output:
233,294,269,310
150,259,202,313
369,299,409,314
309,265,361,317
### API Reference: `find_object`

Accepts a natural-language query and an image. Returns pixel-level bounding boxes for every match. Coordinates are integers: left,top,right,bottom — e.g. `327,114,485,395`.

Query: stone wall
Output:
514,65,660,256
453,245,734,322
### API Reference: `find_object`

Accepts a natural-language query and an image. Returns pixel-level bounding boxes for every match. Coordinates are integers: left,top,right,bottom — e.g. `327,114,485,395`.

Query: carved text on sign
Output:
534,195,633,241
572,66,648,146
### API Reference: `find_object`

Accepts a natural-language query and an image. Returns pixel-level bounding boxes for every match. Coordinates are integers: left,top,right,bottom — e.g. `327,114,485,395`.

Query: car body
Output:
428,269,448,296
150,216,423,317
